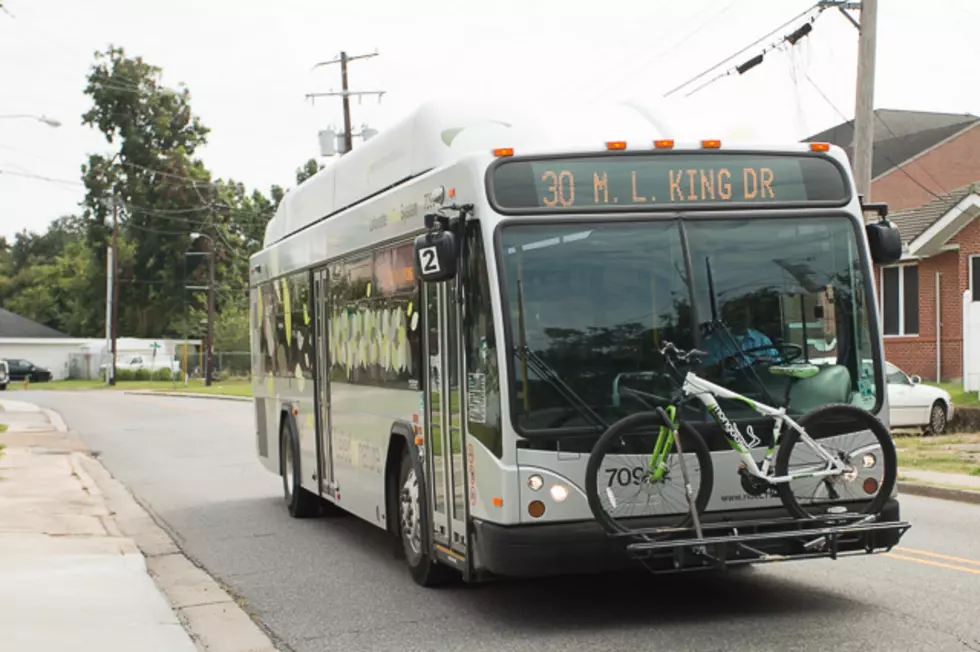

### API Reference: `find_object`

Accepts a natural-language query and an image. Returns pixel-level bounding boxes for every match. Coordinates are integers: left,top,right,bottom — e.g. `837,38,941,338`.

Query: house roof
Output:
804,109,979,180
0,308,68,338
890,182,980,243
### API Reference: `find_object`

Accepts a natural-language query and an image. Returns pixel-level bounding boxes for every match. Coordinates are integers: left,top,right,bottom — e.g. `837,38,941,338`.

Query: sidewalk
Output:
0,399,278,652
898,466,980,504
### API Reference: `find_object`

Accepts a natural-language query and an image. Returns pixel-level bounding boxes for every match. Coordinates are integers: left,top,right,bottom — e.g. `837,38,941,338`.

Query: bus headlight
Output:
527,475,544,491
550,484,569,503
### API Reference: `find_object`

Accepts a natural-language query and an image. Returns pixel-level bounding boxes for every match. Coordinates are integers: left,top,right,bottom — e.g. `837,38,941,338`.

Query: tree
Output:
295,158,323,185
0,46,298,340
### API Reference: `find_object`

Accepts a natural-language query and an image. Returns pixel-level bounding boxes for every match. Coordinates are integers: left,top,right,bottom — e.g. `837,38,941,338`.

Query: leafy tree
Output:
295,158,323,184
0,46,326,342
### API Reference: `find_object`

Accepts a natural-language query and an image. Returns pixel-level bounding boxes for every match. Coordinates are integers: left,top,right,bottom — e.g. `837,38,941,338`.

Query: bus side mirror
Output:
866,220,902,265
414,229,458,282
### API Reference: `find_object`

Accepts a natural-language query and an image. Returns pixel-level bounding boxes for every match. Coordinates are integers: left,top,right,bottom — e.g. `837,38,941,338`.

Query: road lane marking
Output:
885,553,980,576
894,546,980,568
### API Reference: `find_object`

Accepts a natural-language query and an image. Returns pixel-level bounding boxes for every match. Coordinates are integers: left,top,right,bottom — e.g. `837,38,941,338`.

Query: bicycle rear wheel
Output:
775,403,897,519
586,411,713,537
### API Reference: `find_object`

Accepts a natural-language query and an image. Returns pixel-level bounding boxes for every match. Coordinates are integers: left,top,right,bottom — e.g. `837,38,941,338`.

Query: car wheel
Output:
924,401,947,436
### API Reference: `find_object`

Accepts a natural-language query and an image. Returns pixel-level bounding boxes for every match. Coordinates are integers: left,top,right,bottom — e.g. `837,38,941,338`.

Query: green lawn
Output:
7,378,252,398
0,424,7,433
924,382,980,408
894,432,980,476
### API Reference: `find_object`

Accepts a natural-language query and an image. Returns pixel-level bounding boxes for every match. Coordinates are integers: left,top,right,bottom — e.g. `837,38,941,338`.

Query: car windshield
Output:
499,215,879,434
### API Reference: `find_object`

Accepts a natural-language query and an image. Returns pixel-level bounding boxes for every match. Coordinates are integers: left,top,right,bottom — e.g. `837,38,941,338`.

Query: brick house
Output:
806,109,980,383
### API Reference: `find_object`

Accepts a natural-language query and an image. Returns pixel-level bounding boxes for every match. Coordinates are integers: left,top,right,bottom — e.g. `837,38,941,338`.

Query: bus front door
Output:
423,280,469,562
313,268,334,495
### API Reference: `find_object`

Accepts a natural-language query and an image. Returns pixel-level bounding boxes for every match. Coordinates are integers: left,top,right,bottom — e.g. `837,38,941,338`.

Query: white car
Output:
100,354,180,374
809,357,952,434
884,361,953,435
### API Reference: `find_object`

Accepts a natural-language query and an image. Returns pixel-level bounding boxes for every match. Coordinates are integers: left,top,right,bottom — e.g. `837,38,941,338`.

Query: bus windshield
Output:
498,215,879,435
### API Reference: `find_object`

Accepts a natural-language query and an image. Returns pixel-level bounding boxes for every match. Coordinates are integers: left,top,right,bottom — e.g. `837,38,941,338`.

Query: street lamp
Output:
187,232,216,387
0,114,61,128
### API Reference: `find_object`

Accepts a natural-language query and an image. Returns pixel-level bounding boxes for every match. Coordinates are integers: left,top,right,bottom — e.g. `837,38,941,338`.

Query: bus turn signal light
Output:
701,139,721,149
654,139,674,149
528,501,546,518
493,148,514,157
810,142,831,152
606,141,627,151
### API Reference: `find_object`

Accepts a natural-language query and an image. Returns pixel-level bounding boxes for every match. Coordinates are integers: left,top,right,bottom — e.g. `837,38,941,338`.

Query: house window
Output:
881,264,919,336
971,256,980,303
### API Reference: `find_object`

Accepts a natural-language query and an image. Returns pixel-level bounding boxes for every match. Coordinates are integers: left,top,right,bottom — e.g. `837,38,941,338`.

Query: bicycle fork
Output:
655,407,704,540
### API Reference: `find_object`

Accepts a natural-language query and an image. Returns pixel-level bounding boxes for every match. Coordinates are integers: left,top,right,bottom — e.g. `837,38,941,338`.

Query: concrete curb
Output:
74,453,279,652
898,481,980,505
42,407,69,433
123,391,251,403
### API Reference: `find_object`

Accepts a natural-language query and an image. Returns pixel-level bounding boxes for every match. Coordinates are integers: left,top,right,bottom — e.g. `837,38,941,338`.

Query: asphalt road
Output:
21,390,980,652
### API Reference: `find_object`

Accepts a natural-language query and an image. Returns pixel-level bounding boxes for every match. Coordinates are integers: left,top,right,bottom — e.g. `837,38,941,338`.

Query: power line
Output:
664,1,824,98
804,73,944,203
678,11,824,98
0,167,83,186
581,0,739,102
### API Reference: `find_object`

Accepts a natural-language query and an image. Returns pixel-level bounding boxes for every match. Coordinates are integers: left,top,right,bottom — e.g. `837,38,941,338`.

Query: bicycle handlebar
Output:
660,341,709,366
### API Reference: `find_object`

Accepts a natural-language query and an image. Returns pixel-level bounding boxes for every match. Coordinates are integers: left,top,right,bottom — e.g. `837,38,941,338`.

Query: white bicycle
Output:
585,341,897,538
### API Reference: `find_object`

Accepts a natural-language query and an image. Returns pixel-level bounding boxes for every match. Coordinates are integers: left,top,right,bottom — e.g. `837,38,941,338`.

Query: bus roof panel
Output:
262,100,679,246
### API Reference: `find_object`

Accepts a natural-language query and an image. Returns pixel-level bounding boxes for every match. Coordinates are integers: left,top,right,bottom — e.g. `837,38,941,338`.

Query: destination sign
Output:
490,153,848,211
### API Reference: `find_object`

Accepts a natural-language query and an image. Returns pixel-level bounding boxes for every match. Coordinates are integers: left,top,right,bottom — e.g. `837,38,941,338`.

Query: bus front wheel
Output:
281,418,320,518
398,451,454,587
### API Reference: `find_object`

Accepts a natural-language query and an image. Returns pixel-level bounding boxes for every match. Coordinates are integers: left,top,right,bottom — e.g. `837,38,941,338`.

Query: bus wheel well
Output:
385,432,409,556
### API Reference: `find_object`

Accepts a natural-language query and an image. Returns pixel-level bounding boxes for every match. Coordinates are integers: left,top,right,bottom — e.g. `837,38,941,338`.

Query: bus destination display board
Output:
490,153,849,211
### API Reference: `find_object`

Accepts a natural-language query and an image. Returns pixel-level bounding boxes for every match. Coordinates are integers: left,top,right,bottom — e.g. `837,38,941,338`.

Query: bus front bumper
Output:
471,499,904,578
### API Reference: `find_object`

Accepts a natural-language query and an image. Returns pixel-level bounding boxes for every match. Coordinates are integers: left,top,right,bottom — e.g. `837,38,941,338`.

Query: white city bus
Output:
249,101,907,585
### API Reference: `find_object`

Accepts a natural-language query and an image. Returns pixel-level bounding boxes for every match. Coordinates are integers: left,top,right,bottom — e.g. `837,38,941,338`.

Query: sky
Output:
1,0,978,239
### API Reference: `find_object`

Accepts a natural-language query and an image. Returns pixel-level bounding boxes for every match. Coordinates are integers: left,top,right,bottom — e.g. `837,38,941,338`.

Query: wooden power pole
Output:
205,236,215,387
851,0,878,203
109,194,119,386
306,50,384,155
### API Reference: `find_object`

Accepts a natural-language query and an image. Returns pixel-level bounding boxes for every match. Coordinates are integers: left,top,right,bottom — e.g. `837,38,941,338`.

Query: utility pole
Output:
851,0,878,203
340,51,353,153
205,236,215,388
306,50,384,155
104,212,113,386
109,194,119,386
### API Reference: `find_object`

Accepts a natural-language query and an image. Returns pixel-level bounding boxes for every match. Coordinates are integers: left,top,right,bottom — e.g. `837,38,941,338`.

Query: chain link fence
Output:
68,348,252,382
176,349,251,381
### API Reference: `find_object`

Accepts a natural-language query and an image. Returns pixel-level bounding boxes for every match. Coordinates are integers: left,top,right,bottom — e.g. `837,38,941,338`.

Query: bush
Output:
116,368,137,382
133,368,150,381
152,368,173,381
950,406,980,433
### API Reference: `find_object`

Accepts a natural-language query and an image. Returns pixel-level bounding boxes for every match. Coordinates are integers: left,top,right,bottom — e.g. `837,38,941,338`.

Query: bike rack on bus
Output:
611,511,912,573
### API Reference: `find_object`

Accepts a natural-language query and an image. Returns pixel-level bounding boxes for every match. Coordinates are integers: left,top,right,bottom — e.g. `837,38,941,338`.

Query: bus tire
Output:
397,450,454,587
281,417,320,518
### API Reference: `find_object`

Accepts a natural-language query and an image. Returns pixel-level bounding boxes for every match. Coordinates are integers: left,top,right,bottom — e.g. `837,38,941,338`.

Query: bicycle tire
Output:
586,411,713,537
774,403,897,519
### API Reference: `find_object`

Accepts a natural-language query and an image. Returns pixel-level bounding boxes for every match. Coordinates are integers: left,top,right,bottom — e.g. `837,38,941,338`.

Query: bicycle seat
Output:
767,363,820,380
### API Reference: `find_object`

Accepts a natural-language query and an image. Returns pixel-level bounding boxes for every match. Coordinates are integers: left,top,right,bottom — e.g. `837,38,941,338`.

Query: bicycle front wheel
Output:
775,403,897,519
586,411,713,537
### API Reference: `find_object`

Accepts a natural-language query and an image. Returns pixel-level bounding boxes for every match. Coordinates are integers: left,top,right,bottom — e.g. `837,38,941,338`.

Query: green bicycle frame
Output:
648,404,677,481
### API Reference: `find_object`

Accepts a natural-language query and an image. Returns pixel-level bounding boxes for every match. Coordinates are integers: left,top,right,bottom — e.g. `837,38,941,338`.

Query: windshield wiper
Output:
514,346,607,432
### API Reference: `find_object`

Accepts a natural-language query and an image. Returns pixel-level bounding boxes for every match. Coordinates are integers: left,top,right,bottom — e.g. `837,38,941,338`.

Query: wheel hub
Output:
284,444,295,497
400,468,422,557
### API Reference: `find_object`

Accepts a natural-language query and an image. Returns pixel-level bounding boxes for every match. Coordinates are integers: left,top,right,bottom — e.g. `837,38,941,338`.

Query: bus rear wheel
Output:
398,451,454,587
